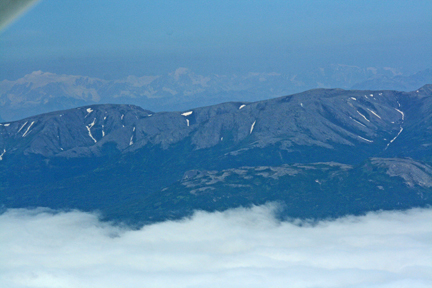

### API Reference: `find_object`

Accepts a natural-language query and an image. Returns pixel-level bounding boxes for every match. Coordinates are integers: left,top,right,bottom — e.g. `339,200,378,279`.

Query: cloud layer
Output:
1,204,431,288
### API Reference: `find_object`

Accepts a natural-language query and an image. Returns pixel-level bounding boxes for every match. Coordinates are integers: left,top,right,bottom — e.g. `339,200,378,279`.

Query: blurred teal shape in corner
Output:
0,0,40,31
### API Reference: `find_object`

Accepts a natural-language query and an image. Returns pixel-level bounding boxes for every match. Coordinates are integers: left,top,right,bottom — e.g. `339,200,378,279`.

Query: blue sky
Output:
1,0,431,79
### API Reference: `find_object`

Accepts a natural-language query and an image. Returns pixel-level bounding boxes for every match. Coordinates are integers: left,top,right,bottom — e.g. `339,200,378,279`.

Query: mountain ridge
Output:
1,85,431,225
3,85,427,159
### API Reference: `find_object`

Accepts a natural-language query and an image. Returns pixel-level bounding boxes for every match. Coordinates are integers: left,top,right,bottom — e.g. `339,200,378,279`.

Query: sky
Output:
1,204,431,288
1,0,431,80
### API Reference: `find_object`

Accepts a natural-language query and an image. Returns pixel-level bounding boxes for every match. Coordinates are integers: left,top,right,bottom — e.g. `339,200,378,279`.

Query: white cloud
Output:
0,205,431,288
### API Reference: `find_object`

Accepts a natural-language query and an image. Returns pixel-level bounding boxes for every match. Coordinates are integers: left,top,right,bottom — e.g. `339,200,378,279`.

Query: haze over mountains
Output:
1,65,431,121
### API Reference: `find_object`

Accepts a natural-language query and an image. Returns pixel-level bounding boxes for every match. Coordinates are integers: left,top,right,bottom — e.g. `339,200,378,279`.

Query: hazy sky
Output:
1,0,431,79
1,205,431,287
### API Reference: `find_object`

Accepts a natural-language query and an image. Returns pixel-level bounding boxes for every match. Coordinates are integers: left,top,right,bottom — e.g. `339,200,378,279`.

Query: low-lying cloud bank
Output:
1,204,431,288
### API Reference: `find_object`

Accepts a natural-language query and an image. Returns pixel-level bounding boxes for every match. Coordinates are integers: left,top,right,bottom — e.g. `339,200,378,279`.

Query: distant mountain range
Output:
1,65,430,121
1,85,431,225
352,68,432,91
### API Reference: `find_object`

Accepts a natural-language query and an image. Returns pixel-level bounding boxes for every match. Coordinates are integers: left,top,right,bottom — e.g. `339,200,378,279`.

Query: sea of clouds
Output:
1,204,431,288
